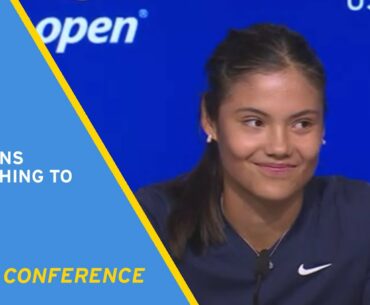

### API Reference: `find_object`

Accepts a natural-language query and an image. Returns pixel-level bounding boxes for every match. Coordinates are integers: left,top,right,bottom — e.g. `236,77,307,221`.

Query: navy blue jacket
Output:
136,176,370,305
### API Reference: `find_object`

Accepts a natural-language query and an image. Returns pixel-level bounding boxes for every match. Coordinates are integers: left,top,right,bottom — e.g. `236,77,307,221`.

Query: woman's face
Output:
204,67,324,202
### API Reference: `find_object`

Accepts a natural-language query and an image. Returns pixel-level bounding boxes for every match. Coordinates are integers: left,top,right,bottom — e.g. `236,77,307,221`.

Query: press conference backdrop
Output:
21,0,370,190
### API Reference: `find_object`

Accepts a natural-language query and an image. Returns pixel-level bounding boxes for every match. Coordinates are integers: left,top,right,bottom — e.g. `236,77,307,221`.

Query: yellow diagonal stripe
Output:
10,1,198,303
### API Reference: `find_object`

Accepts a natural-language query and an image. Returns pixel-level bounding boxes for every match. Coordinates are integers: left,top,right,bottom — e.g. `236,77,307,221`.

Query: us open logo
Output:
36,9,149,53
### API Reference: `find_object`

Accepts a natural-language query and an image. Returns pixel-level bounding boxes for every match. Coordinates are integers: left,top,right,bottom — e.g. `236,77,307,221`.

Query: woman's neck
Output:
222,183,303,252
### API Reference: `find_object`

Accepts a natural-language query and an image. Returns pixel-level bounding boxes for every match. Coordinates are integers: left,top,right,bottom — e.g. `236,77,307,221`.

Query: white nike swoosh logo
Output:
298,263,332,276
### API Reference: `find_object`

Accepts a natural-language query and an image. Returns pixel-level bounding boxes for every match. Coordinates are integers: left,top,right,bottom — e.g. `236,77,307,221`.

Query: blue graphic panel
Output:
0,1,187,304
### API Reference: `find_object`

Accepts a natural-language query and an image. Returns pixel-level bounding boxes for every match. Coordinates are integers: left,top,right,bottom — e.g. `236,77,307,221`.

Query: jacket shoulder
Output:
135,183,174,240
327,176,370,206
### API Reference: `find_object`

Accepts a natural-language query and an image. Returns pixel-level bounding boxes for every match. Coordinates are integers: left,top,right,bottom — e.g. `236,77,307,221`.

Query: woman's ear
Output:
321,127,326,145
201,97,218,142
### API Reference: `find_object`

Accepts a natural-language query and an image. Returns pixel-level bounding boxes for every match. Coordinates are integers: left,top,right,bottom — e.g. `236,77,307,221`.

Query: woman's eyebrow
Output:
290,109,320,119
235,107,320,118
235,107,268,116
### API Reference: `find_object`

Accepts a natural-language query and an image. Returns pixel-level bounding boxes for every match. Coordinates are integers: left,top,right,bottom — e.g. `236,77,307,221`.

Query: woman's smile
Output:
253,162,298,177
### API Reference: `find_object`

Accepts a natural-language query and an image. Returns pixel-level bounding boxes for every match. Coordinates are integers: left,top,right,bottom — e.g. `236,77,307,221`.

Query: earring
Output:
322,139,326,145
206,134,212,143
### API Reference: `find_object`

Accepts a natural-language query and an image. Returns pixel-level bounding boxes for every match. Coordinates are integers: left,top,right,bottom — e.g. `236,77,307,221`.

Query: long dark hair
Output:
166,24,326,260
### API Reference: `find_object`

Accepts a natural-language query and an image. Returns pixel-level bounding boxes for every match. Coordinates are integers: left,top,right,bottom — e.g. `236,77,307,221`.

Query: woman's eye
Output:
243,119,264,127
293,120,313,129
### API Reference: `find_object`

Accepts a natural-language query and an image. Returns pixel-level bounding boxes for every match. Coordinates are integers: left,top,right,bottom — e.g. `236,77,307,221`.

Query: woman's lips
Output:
254,162,297,175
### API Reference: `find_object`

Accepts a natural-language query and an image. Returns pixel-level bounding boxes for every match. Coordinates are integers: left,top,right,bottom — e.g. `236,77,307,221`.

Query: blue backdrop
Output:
21,0,370,190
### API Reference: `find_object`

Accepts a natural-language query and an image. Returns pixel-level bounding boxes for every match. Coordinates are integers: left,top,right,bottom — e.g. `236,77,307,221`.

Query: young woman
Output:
136,24,370,305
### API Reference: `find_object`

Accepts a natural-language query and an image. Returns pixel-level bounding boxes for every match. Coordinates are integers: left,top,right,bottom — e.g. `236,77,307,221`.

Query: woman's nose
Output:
264,126,292,158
